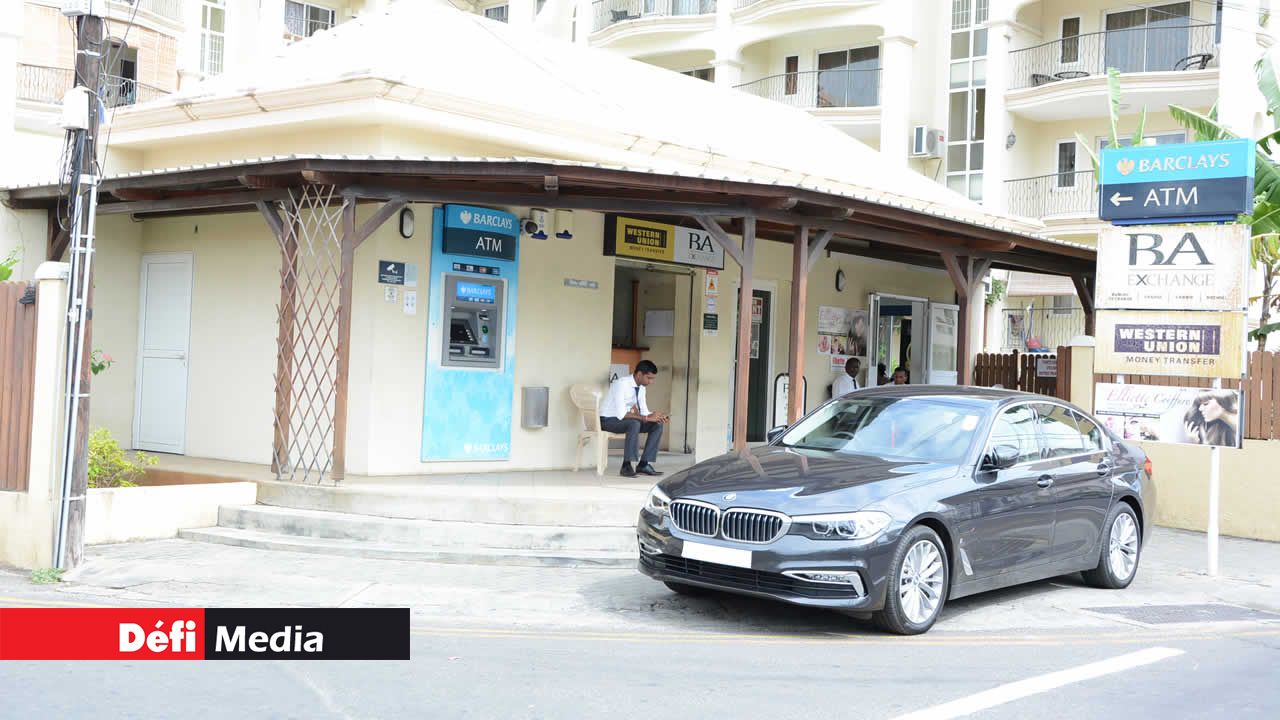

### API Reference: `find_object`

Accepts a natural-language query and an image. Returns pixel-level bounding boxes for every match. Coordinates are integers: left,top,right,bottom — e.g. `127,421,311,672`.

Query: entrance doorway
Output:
610,262,697,454
732,287,774,442
133,252,193,454
867,293,960,386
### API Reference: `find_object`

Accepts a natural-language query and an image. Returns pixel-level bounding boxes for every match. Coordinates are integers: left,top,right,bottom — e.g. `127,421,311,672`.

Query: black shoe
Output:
620,463,637,477
636,463,663,476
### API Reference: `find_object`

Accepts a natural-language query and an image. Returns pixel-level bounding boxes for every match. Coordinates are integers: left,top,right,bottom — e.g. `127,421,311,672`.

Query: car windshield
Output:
778,397,983,464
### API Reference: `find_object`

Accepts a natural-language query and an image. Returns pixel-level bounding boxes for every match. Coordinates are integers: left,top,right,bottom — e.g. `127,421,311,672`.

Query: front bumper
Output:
636,508,898,611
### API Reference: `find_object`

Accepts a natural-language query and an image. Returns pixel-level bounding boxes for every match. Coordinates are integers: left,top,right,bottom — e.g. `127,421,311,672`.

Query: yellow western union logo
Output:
616,218,676,262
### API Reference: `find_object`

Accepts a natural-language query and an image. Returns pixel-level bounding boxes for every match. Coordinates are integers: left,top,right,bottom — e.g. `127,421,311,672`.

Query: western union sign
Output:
604,216,725,270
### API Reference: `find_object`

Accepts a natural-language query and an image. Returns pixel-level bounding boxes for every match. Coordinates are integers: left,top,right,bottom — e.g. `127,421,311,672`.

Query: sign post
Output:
1095,138,1255,577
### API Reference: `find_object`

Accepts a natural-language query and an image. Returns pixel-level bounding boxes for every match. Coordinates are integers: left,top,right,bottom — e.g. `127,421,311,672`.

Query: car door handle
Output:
1096,463,1111,476
1037,475,1055,488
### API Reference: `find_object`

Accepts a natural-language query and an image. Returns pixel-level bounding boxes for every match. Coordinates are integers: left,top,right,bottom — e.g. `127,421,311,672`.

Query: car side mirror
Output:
982,444,1020,471
766,425,788,443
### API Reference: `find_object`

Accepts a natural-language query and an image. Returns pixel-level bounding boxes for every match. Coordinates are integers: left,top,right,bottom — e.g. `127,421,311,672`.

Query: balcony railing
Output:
1003,307,1086,352
1009,23,1217,91
101,74,169,108
735,68,881,109
119,0,185,23
591,0,716,32
16,64,74,105
1005,171,1098,219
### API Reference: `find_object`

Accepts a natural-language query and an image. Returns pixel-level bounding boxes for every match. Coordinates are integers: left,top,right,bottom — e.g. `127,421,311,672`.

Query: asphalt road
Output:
3,602,1278,719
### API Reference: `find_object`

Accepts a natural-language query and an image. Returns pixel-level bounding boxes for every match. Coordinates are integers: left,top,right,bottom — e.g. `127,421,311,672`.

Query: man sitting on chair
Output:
600,360,669,477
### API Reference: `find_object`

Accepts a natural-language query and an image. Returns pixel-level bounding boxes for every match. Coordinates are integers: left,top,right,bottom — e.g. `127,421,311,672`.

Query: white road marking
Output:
888,646,1185,720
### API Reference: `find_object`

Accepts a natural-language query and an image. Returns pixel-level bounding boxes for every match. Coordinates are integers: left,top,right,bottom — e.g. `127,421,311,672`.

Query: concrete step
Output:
215,504,637,553
177,527,638,568
255,481,646,526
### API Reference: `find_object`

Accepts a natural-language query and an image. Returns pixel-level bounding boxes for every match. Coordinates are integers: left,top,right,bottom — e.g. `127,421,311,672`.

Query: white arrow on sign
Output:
1109,192,1134,207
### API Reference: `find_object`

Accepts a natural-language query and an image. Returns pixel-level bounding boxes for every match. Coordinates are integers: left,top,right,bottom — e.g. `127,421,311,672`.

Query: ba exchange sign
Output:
1095,224,1249,312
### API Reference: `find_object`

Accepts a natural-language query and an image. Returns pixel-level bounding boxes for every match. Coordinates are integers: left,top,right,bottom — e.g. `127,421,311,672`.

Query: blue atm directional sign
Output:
1099,138,1255,224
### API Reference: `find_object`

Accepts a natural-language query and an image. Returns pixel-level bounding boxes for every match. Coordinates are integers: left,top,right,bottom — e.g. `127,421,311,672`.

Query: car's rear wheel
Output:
664,581,711,597
873,526,949,635
1082,503,1140,589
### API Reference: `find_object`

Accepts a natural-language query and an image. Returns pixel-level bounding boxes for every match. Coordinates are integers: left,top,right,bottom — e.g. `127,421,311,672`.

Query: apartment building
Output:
545,0,1275,350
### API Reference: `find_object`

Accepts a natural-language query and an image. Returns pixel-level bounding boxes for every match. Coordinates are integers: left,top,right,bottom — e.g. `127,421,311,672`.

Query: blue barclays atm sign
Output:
1099,139,1255,224
442,205,518,261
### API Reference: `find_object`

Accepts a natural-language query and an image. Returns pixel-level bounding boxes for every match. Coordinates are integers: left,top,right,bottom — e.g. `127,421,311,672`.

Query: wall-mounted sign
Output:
563,278,599,290
604,216,725,270
1094,383,1242,448
1036,356,1057,378
442,205,518,261
702,313,718,335
1099,138,1255,224
1096,224,1249,311
705,270,720,295
378,260,405,285
1094,310,1245,377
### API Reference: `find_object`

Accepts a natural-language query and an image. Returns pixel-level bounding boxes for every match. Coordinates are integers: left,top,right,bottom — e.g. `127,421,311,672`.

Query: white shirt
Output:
602,374,650,420
832,373,860,398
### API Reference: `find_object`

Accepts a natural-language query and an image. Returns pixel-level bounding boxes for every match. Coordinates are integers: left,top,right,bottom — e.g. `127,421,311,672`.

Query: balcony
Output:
1005,171,1098,221
16,64,170,109
1006,23,1219,120
1002,307,1086,353
735,68,880,139
591,0,717,32
118,0,185,24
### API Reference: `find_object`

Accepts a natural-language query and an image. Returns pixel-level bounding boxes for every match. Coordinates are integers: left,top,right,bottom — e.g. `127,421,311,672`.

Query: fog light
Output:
638,538,662,555
783,570,866,596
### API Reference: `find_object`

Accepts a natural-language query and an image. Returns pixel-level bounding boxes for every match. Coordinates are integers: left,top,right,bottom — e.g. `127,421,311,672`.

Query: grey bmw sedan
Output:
637,386,1154,635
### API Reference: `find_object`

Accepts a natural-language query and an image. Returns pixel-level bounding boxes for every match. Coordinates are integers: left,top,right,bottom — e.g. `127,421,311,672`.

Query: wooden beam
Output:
1072,274,1096,336
695,215,747,268
96,189,290,216
733,217,757,451
255,199,286,242
343,184,758,220
110,188,168,201
942,252,970,301
789,226,808,424
805,229,833,275
270,210,298,476
239,173,304,189
353,197,408,249
47,208,69,261
333,199,357,483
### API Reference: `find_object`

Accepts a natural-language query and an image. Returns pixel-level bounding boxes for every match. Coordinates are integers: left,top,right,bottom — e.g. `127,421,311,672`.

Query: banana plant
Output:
1166,54,1280,350
1075,68,1147,185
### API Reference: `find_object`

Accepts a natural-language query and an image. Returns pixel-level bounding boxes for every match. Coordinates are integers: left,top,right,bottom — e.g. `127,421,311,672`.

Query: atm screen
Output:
456,281,496,304
450,318,477,344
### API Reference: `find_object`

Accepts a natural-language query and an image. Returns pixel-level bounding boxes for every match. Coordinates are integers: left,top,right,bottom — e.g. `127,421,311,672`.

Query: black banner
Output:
443,227,517,261
1099,176,1253,223
203,608,410,660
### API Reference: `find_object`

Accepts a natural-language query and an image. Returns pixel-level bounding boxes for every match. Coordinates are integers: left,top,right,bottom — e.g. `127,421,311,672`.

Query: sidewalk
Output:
2,527,1277,636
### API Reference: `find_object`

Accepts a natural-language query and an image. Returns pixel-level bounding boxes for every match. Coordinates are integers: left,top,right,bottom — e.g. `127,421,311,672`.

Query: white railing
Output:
591,0,717,32
119,0,185,23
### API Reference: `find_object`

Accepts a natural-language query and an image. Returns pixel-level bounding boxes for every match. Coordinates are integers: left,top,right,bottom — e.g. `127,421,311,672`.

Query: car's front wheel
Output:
1082,503,1141,589
873,525,949,635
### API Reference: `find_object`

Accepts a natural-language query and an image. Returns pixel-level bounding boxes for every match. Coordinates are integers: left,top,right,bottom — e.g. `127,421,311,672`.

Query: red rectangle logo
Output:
0,608,206,660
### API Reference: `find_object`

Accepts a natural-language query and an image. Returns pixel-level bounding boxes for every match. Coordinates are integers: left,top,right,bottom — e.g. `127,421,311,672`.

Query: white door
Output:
927,302,960,386
133,253,193,454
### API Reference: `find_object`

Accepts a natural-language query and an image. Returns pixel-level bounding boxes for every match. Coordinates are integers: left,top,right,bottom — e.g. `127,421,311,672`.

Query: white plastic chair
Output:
569,384,627,476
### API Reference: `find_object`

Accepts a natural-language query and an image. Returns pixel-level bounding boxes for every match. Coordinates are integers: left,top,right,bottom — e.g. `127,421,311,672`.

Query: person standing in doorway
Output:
876,363,890,386
600,360,669,477
892,366,910,385
832,357,862,397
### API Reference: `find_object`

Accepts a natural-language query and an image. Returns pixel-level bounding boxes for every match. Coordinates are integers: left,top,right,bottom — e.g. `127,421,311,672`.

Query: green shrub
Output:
0,247,20,282
88,428,156,488
31,568,63,584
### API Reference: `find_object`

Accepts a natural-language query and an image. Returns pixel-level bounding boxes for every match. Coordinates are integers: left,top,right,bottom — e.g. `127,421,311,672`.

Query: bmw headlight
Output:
790,511,890,541
644,484,671,516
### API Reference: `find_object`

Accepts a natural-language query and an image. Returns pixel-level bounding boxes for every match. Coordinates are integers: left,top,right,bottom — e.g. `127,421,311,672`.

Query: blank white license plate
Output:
681,540,753,569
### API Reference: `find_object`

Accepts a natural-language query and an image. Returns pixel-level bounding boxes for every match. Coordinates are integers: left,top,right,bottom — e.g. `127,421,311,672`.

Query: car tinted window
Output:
988,405,1039,463
779,397,983,463
1035,403,1086,458
1072,410,1105,452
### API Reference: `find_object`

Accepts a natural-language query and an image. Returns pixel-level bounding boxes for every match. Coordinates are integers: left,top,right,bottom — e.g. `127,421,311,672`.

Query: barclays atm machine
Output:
421,205,520,462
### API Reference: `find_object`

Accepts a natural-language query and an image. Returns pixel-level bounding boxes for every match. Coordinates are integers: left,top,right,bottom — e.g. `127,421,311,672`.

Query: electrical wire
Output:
96,0,142,177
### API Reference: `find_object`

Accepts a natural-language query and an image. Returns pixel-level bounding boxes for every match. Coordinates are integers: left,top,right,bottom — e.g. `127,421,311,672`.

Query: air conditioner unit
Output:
60,0,96,17
910,126,944,159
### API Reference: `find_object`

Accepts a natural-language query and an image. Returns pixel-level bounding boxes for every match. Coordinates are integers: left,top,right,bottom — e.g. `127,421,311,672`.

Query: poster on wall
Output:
817,306,869,370
1095,224,1249,311
1094,383,1242,448
1094,310,1246,377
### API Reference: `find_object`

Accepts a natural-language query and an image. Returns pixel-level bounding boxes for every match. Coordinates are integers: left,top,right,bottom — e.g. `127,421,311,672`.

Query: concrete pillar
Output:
510,0,536,27
1218,0,1264,137
575,0,595,44
259,0,288,56
0,262,69,570
711,0,742,88
877,35,916,165
712,57,744,88
0,11,20,189
981,20,1015,213
1065,342,1095,413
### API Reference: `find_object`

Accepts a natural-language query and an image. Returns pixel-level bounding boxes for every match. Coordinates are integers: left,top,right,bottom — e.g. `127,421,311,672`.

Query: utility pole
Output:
56,8,105,570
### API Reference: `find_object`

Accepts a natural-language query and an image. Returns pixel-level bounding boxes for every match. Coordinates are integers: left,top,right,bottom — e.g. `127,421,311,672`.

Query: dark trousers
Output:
600,417,663,464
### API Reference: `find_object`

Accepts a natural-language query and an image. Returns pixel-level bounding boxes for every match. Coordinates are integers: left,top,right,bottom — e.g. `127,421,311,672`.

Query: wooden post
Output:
733,217,757,450
258,200,295,475
943,253,992,386
333,198,357,482
1072,274,1096,337
61,12,105,570
788,226,808,424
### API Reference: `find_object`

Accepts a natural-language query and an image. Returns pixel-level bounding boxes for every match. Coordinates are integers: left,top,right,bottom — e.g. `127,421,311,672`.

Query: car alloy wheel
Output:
1108,511,1139,582
899,539,946,625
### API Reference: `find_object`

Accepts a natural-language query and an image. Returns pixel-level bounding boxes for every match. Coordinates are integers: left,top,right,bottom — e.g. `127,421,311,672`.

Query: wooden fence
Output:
1096,351,1280,442
0,282,38,492
973,349,1060,398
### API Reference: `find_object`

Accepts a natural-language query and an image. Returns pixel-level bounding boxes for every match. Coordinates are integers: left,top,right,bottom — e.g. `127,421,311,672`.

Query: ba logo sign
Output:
1127,231,1212,267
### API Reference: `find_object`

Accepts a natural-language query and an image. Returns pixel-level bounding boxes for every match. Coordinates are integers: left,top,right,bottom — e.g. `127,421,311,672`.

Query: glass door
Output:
927,303,960,385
